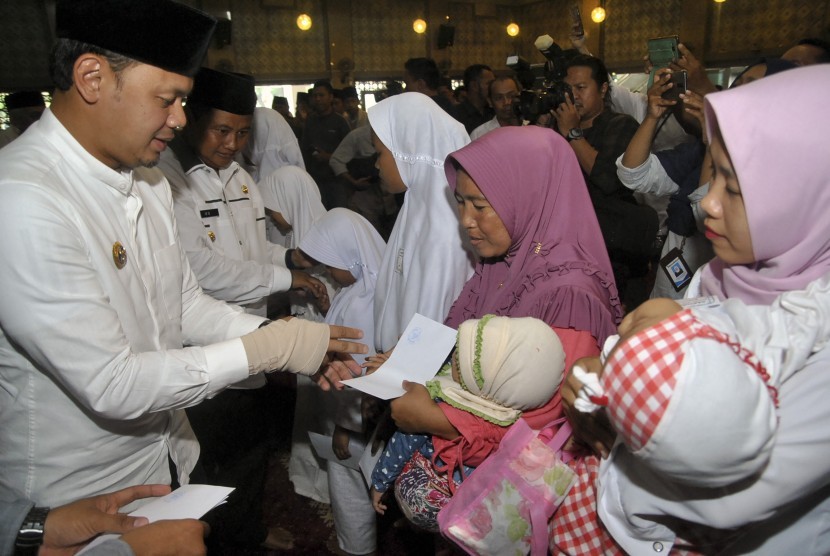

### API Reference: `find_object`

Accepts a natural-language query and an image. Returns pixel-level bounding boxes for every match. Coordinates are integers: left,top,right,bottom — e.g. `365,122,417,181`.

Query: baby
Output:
573,299,781,487
370,314,566,531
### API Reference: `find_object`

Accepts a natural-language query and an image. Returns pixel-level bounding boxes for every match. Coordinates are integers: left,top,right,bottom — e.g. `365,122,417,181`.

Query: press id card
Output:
660,247,692,292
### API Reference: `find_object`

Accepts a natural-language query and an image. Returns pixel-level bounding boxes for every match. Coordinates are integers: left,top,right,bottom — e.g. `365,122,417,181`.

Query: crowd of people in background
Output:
2,0,830,555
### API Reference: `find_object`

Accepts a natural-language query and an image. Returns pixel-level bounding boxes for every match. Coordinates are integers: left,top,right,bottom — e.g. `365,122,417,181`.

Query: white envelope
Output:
77,484,233,554
342,313,457,399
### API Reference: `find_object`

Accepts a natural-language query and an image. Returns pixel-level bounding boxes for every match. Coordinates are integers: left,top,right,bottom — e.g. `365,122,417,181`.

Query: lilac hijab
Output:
701,65,830,305
444,126,622,345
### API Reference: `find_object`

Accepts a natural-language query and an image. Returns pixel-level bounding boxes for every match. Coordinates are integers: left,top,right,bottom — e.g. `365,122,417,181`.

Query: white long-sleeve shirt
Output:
159,142,293,317
610,84,692,153
0,109,265,508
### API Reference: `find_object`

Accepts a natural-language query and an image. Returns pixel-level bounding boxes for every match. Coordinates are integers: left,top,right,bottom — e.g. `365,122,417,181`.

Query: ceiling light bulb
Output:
297,13,312,31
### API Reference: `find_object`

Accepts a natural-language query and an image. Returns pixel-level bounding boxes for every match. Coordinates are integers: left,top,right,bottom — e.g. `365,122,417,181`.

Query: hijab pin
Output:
112,241,127,269
241,184,249,194
534,242,542,254
208,231,216,242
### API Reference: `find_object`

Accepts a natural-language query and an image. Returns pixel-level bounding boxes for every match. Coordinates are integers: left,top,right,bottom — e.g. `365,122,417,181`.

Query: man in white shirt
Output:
0,0,364,527
158,67,329,550
159,67,326,318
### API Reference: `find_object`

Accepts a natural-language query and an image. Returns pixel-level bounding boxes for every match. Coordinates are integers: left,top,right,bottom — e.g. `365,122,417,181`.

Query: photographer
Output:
551,55,656,310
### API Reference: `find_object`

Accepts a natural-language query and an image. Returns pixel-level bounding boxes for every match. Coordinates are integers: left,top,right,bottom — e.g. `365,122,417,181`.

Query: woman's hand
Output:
362,350,391,374
390,381,459,439
290,270,327,301
618,298,683,341
561,357,617,458
679,90,708,144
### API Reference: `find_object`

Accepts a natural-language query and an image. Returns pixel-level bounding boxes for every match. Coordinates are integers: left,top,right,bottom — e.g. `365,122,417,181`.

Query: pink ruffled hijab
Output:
701,65,830,304
444,126,621,346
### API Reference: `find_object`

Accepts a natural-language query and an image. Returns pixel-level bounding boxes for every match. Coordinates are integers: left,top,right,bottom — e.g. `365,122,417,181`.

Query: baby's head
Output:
429,315,565,425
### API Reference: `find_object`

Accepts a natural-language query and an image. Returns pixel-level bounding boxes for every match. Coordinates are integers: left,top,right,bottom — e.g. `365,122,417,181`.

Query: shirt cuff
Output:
271,266,293,294
202,338,251,395
615,153,651,191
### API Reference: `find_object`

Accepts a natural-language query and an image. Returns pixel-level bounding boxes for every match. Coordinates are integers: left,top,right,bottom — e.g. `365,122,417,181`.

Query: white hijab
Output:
367,92,474,352
299,208,385,365
258,165,326,248
240,107,305,182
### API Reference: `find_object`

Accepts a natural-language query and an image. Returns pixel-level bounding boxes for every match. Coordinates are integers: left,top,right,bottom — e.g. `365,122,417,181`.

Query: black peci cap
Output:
56,0,217,77
188,67,257,115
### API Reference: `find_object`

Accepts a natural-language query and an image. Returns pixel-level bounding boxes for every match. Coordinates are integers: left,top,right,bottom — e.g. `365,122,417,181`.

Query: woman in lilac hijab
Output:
561,65,830,555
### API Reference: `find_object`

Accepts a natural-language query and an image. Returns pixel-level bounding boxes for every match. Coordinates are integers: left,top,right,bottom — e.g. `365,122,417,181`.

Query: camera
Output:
506,35,579,122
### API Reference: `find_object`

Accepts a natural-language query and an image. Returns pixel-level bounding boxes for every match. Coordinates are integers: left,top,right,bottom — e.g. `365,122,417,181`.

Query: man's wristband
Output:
15,506,49,555
566,127,585,142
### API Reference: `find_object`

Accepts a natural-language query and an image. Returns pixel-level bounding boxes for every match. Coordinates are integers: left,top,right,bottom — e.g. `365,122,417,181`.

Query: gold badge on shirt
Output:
241,184,249,194
208,231,216,242
112,241,127,269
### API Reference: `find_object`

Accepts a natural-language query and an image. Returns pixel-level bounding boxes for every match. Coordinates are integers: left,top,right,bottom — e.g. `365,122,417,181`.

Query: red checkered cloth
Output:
549,455,624,555
603,309,777,452
602,311,690,451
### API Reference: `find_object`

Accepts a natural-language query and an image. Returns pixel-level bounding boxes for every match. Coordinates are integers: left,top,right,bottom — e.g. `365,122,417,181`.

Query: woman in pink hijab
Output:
388,126,622,536
392,125,622,428
561,65,830,555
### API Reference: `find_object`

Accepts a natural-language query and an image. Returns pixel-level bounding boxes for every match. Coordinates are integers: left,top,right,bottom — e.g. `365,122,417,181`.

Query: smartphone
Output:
662,71,687,101
648,35,680,67
569,3,584,39
647,35,680,88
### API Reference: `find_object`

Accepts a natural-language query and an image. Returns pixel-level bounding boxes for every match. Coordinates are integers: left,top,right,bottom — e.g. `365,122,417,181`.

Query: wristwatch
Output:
15,506,49,555
567,127,585,142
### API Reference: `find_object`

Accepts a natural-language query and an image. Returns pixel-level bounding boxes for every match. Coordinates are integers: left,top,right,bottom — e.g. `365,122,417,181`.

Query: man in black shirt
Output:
301,79,351,208
453,64,495,133
553,55,657,309
403,57,456,116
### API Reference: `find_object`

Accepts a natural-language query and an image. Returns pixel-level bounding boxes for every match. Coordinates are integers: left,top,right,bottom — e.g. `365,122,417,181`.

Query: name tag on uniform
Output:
200,208,220,218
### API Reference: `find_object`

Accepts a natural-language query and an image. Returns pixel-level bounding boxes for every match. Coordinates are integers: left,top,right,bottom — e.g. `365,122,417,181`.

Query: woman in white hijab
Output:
258,165,325,248
368,92,475,352
299,208,386,555
239,106,305,182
